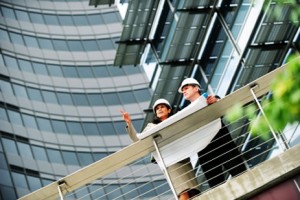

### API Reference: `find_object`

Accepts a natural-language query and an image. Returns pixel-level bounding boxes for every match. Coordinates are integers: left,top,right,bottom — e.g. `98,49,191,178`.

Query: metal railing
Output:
19,61,300,200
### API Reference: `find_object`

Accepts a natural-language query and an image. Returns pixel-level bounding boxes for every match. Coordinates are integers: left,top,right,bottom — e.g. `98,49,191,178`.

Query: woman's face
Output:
155,104,171,121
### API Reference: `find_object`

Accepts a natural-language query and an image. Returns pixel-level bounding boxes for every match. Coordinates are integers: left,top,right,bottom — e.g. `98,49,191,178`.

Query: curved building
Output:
0,0,155,199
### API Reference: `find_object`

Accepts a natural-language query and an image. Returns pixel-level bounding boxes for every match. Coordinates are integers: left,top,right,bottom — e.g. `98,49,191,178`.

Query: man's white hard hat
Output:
152,98,171,113
178,78,201,93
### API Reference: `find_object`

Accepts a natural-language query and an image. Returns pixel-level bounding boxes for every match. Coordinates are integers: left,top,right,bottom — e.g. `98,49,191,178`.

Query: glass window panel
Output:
0,80,14,95
137,182,156,198
27,175,42,191
22,114,38,129
102,12,118,23
12,172,28,189
87,94,104,106
132,119,143,132
72,93,89,106
92,66,109,77
77,66,93,78
13,84,28,98
57,92,73,105
93,152,108,161
7,110,23,125
62,151,79,165
58,15,74,26
67,121,84,135
36,117,53,132
53,40,69,51
98,39,114,50
98,122,115,135
106,185,122,200
112,38,118,49
0,153,8,169
113,121,126,135
82,40,99,51
74,187,89,199
10,32,24,45
134,89,151,102
89,185,106,199
24,35,39,48
44,14,59,25
77,152,93,166
38,38,54,50
73,15,88,26
51,120,68,134
0,169,13,187
47,149,63,163
18,59,33,73
1,7,15,19
3,55,19,69
0,29,10,41
62,66,78,77
2,138,18,154
87,14,103,25
0,185,16,200
0,107,8,121
124,66,141,75
107,66,125,76
68,40,83,51
103,93,120,105
0,53,4,66
153,180,170,195
41,90,58,104
27,87,43,101
29,12,44,24
42,178,53,187
32,62,48,75
32,146,48,161
15,10,30,22
122,184,140,199
82,122,99,135
47,64,63,77
118,91,135,104
17,142,33,159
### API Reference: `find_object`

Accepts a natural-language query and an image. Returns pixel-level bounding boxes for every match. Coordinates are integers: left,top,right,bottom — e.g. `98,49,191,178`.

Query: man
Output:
178,77,247,188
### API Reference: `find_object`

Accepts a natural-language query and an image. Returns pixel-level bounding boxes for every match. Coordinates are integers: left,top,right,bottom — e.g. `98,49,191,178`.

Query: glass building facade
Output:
0,0,155,199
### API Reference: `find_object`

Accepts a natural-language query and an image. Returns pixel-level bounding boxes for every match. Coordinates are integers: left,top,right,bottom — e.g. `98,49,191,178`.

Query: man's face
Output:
181,84,199,101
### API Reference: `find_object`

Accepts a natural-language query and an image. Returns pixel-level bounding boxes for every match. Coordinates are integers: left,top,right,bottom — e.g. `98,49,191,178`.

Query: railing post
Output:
249,84,287,152
152,135,179,200
57,180,66,200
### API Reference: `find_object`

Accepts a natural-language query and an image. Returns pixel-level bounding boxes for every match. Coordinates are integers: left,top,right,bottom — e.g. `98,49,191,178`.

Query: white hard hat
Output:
152,98,171,113
178,78,201,93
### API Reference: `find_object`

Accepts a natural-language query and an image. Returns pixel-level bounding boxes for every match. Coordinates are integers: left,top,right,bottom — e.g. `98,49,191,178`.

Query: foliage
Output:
225,55,300,138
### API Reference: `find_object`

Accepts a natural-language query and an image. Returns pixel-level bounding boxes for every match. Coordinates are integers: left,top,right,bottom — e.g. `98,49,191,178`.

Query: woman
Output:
121,99,200,200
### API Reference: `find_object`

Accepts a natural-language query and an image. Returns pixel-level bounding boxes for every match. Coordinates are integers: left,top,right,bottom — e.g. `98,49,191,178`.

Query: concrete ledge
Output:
196,144,300,200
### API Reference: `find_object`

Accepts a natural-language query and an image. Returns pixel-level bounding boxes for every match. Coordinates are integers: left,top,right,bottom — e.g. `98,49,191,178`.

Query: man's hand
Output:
207,95,219,105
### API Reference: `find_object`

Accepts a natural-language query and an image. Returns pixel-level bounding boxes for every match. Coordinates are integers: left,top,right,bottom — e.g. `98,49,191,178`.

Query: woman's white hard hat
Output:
153,98,171,113
178,78,201,93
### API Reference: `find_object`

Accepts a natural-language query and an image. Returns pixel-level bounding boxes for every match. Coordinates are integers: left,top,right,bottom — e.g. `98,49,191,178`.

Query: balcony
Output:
20,62,300,200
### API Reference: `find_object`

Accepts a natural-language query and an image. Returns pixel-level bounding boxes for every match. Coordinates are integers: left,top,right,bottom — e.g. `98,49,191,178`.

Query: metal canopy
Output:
89,0,115,7
160,2,217,62
114,0,160,66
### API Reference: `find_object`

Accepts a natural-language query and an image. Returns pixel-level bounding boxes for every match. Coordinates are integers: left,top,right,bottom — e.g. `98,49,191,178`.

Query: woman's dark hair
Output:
152,104,173,124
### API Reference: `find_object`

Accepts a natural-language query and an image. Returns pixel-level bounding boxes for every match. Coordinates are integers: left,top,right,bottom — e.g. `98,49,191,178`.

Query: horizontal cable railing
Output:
19,62,300,200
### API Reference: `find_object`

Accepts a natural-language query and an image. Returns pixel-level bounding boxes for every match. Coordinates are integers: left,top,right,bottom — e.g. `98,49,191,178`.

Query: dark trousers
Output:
198,122,247,188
